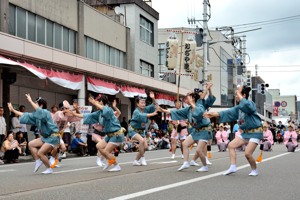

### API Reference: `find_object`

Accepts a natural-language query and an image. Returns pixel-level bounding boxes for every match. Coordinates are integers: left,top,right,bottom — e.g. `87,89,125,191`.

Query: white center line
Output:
108,151,295,200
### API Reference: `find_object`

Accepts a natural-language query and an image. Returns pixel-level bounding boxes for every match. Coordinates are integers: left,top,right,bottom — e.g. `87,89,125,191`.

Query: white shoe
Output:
132,160,141,166
177,162,190,171
249,170,258,176
55,165,60,168
206,159,212,165
181,155,184,159
42,168,53,174
171,154,175,159
223,167,237,175
96,157,103,167
34,159,43,173
190,160,200,166
140,157,147,166
108,164,121,172
61,152,67,158
49,157,55,166
197,166,208,172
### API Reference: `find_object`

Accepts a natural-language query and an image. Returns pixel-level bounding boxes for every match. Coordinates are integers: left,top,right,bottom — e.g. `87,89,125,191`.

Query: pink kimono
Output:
215,131,228,151
215,131,229,145
261,130,273,151
284,131,298,152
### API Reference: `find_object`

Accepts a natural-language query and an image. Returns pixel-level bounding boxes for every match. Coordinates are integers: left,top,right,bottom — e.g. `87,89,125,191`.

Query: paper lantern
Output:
184,39,196,72
165,36,178,70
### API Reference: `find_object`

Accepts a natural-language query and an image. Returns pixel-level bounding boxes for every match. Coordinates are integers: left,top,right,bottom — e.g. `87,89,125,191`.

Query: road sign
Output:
281,101,287,107
274,101,280,107
273,107,279,116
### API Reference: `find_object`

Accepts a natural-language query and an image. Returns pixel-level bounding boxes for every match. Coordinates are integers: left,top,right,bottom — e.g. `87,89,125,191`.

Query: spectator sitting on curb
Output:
71,132,88,156
1,131,21,163
16,131,27,156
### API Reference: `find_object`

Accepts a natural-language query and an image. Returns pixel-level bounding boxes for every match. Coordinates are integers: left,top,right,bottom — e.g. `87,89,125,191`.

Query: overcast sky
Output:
152,0,300,98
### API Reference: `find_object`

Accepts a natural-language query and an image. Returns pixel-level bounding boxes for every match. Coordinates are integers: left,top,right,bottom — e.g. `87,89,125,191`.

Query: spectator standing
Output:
19,105,29,154
270,120,277,143
10,112,22,138
50,105,58,118
71,132,88,156
0,106,6,148
277,121,286,133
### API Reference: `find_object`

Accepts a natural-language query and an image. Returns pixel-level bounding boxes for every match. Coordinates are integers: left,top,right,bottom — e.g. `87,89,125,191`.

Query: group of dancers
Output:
7,83,265,176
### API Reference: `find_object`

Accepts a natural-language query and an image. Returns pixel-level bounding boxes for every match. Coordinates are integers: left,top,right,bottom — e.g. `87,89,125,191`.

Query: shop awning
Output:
47,70,83,90
87,76,119,95
120,85,146,98
156,93,176,107
0,55,83,90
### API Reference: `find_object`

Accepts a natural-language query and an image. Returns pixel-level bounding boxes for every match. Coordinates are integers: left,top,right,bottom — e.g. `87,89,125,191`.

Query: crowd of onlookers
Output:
1,103,300,165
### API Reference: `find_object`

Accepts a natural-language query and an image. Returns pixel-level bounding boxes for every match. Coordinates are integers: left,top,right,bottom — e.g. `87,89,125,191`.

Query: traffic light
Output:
195,28,203,47
259,83,269,95
246,74,251,87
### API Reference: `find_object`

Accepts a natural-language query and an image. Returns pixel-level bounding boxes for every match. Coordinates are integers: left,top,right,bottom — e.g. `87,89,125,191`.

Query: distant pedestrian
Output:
0,106,7,148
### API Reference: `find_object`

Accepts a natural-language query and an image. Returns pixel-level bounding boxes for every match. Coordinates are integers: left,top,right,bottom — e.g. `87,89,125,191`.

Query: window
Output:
140,60,154,77
16,7,26,38
110,48,115,66
84,36,126,68
95,41,99,61
9,4,16,35
63,27,69,52
86,36,94,59
140,15,153,46
36,16,45,44
158,43,166,66
46,20,53,47
115,50,120,67
9,4,77,54
99,43,105,63
120,52,125,68
27,12,36,42
69,29,76,53
220,48,233,106
105,45,110,64
54,23,62,49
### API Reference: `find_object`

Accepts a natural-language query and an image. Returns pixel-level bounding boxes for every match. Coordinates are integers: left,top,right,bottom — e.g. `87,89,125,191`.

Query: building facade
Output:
0,0,189,122
158,28,239,107
269,89,298,123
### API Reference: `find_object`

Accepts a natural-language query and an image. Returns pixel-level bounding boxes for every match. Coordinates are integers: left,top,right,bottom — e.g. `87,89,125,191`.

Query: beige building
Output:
0,0,190,122
158,28,241,107
269,89,298,123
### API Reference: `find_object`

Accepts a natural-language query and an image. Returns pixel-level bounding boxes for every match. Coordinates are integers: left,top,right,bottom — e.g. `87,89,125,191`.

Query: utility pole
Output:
255,64,258,76
202,0,209,89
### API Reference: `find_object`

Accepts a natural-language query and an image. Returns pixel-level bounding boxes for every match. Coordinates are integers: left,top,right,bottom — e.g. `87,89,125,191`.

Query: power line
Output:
227,14,300,28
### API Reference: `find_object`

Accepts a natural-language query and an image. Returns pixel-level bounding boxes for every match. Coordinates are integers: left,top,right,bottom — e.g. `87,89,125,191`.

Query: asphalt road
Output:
0,144,300,200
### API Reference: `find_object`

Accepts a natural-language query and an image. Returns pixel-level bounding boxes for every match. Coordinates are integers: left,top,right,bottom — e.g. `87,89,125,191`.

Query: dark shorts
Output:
62,132,71,145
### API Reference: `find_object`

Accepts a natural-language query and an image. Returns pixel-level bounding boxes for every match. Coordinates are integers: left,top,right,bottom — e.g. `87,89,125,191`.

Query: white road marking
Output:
151,161,178,164
0,169,15,173
108,150,297,200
